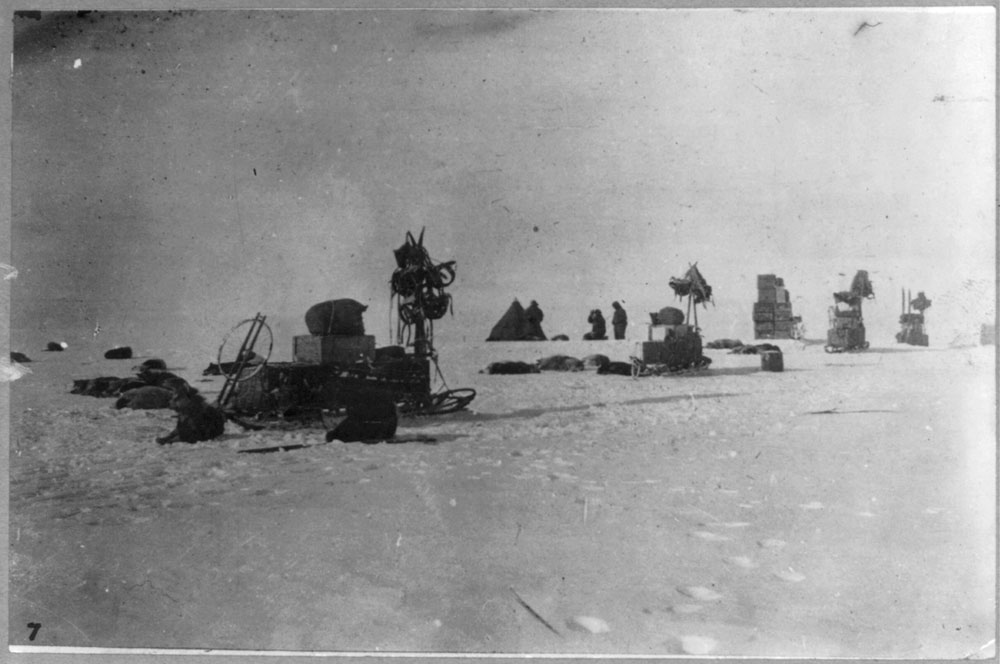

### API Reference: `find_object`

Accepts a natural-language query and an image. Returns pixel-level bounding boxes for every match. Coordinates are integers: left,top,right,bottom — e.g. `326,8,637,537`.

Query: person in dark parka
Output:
583,309,607,340
611,301,628,340
524,300,546,340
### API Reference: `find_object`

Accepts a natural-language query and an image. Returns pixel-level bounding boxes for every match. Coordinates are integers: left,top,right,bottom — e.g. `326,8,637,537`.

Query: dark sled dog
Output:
157,382,226,445
325,389,398,443
597,361,633,376
115,386,174,410
482,361,540,375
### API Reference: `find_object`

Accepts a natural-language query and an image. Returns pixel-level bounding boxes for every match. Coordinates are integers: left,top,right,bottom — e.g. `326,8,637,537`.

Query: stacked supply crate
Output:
754,274,801,339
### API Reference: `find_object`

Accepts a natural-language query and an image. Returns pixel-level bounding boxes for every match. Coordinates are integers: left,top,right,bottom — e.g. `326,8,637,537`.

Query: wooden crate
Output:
293,334,375,365
760,287,788,304
760,350,784,372
757,274,778,288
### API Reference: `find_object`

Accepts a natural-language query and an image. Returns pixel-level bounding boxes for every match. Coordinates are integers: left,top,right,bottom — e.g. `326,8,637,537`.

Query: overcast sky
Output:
10,8,996,353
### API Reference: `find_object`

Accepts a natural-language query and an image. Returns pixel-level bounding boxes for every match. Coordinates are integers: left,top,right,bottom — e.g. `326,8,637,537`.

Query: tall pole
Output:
414,312,429,357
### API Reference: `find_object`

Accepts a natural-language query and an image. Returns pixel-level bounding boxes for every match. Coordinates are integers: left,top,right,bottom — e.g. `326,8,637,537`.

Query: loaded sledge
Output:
214,230,475,428
632,263,714,375
825,270,874,353
895,289,930,346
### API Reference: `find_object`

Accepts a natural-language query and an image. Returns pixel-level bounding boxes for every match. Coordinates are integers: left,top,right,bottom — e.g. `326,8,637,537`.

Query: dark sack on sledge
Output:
305,299,368,336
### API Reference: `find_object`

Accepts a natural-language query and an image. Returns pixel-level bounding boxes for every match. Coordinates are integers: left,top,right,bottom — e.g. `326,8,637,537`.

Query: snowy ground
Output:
6,338,997,657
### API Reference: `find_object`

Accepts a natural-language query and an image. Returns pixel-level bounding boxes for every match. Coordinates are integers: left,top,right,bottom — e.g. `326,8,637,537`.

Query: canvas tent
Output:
486,299,544,341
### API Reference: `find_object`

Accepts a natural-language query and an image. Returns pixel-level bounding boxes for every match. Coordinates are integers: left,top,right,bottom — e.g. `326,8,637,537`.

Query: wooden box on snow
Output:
293,334,375,365
760,350,784,372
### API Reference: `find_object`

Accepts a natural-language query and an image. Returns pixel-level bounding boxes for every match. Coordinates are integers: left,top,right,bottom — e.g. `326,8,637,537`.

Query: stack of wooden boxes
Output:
753,274,800,339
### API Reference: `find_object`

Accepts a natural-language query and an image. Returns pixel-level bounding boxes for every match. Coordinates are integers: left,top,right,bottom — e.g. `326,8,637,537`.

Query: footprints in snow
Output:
773,568,807,583
673,503,821,653
677,585,724,601
723,555,758,569
691,530,731,542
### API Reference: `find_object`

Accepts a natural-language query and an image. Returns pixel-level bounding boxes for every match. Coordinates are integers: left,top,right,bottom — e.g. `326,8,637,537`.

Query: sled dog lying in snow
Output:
705,338,743,350
326,389,398,443
104,346,133,360
536,355,585,372
135,367,184,387
581,354,611,370
115,385,174,410
596,361,633,376
133,358,167,372
157,382,226,445
728,343,781,355
72,376,146,398
482,361,540,375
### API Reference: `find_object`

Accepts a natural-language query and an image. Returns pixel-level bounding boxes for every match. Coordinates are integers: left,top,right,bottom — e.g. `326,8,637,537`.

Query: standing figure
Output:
611,301,628,340
524,300,547,340
583,309,607,340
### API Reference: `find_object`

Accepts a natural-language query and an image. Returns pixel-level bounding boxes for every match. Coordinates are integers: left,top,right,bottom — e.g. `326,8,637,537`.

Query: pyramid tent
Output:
486,299,534,341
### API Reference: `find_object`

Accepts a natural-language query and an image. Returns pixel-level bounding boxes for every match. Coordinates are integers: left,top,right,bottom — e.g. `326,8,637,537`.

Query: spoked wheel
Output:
217,318,274,381
421,388,476,415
